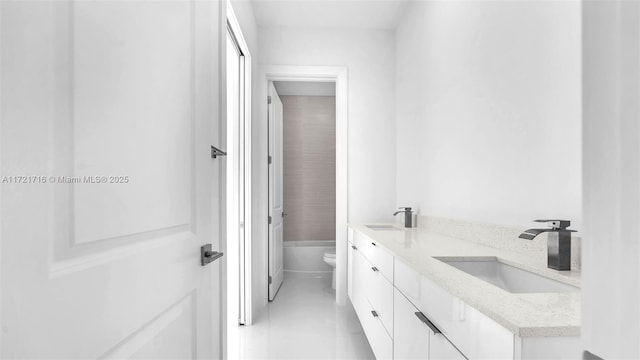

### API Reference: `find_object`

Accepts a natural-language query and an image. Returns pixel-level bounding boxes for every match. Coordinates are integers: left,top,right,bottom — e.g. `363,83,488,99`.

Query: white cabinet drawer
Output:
431,331,466,360
362,299,393,360
395,259,514,360
394,288,465,360
366,263,394,337
354,230,394,281
394,288,429,359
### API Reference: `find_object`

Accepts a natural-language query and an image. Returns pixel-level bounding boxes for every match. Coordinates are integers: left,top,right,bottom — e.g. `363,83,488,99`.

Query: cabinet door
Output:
430,333,465,360
367,265,394,336
365,298,394,360
351,249,370,319
395,288,466,360
394,289,429,359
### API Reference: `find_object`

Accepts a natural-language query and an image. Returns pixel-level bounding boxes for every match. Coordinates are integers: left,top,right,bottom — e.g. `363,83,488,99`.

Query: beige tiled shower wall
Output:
282,95,336,241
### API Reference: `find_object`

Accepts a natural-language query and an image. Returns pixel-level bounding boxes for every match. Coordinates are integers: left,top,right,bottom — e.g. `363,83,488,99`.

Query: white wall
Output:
253,27,396,312
582,1,640,358
259,27,395,223
395,1,582,229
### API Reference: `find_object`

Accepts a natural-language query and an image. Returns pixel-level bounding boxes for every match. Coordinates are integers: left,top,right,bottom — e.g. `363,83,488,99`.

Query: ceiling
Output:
274,81,336,96
251,0,409,30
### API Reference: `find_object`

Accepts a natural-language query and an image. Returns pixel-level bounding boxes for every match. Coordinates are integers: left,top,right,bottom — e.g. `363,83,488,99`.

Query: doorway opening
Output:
260,66,348,306
267,81,337,301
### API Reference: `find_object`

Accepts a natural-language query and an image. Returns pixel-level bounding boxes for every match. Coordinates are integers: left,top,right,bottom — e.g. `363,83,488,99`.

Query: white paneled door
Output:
268,82,284,301
1,1,223,358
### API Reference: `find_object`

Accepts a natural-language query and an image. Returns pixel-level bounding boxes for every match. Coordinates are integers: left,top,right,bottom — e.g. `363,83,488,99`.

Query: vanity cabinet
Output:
394,288,465,360
394,258,514,360
349,229,512,360
349,227,581,360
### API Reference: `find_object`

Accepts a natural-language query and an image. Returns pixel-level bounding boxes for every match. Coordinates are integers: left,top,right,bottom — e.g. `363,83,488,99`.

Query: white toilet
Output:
323,250,337,289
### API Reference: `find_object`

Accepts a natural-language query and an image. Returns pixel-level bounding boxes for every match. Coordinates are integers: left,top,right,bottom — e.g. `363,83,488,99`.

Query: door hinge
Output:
267,96,272,104
268,216,272,224
268,275,272,284
268,155,272,164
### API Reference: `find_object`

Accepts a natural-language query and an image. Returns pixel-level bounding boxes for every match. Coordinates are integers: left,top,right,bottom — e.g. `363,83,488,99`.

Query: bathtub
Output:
283,240,335,273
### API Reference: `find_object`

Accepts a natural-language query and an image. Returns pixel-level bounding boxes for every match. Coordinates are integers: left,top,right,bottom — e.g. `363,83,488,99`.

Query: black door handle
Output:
201,244,224,266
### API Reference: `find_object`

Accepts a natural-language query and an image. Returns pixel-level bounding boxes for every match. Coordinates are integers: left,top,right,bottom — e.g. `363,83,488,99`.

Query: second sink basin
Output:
436,257,579,293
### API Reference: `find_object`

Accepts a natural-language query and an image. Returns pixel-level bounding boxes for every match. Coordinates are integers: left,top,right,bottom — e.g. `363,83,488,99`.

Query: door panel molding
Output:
98,291,196,360
49,228,192,278
50,0,197,269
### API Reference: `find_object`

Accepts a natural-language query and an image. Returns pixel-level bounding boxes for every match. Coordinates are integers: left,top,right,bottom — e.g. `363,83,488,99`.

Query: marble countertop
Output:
350,223,581,337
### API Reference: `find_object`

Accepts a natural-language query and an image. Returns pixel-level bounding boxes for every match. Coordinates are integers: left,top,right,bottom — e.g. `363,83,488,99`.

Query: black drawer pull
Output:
415,312,442,334
371,266,379,272
351,245,357,250
371,310,379,317
371,242,377,246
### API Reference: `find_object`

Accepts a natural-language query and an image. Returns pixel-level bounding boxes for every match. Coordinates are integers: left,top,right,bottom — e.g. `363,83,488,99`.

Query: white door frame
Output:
225,2,252,327
259,65,349,305
0,4,4,357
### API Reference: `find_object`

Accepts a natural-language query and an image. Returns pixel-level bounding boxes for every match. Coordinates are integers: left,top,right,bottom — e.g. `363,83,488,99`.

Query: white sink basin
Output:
365,225,402,231
436,257,579,293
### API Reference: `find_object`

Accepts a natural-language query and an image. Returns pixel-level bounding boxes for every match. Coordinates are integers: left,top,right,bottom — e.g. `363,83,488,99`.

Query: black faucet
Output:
519,220,576,271
393,207,413,228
